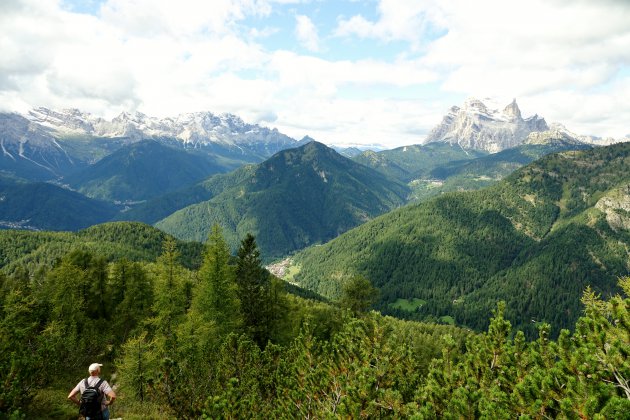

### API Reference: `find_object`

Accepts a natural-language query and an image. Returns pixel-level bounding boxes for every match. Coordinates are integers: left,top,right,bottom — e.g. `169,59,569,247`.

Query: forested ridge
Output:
63,140,225,202
155,141,409,261
0,222,204,275
1,226,628,418
290,142,630,336
0,175,119,231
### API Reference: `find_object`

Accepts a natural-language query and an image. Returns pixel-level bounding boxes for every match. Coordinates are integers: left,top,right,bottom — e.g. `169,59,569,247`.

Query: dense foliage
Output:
291,142,630,336
0,227,628,418
156,141,409,261
0,222,203,275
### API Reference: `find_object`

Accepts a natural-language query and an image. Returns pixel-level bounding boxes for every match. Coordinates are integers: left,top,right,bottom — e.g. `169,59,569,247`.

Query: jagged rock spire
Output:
503,98,521,119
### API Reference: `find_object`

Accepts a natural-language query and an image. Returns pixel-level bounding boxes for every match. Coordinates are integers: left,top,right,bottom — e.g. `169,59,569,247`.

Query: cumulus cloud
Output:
295,15,320,52
99,0,272,37
1,0,629,145
335,0,446,47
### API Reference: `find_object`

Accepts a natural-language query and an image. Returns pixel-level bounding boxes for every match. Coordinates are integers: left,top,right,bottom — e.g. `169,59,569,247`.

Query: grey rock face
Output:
595,185,630,231
424,98,549,153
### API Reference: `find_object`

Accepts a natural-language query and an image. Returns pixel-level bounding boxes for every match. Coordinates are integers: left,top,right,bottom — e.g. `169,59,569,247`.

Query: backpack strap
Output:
84,377,105,390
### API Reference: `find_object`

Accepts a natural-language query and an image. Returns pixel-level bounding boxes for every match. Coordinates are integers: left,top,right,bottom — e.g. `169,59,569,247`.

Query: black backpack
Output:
79,378,104,419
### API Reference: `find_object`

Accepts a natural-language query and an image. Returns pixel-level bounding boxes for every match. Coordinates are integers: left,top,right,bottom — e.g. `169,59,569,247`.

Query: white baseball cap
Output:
88,363,103,373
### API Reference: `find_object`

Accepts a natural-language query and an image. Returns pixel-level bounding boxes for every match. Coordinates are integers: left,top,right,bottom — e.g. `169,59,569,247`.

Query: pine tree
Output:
236,234,270,346
0,284,44,412
191,225,242,336
151,238,187,340
116,332,157,404
111,260,154,344
339,275,379,315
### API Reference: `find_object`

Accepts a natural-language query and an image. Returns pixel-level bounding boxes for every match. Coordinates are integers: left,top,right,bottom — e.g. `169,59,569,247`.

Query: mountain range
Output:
2,98,630,341
0,107,299,182
1,99,626,261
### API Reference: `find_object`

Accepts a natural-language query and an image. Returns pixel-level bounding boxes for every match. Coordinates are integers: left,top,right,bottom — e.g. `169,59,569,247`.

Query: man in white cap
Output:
68,363,116,420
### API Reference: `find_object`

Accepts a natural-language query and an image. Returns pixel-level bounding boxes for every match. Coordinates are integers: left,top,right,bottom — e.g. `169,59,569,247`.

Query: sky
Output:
1,0,629,148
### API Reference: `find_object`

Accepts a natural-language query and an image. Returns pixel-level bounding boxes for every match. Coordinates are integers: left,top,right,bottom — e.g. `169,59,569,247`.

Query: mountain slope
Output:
424,98,548,152
0,113,87,180
63,140,224,202
0,175,118,231
115,159,258,224
287,142,630,336
155,141,410,260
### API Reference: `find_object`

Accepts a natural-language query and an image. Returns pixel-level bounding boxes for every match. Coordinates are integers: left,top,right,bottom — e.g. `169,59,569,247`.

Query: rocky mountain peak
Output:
423,98,549,153
503,99,521,119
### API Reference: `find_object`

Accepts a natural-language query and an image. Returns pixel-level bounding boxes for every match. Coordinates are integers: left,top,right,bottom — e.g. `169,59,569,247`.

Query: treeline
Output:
1,228,629,418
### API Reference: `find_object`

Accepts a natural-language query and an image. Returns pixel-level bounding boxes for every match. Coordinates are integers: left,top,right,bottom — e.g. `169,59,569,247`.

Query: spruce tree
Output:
192,224,242,337
236,234,270,346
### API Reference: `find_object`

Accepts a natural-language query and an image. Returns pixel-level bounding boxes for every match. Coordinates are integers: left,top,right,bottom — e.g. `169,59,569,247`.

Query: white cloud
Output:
1,0,629,145
294,15,320,52
335,0,446,47
335,0,630,138
99,0,272,37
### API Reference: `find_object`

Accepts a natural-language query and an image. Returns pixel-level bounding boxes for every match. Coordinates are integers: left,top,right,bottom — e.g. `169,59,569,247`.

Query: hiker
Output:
68,363,116,420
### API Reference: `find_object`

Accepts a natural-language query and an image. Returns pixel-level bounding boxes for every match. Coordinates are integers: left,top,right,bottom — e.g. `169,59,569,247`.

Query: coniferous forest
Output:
1,223,629,419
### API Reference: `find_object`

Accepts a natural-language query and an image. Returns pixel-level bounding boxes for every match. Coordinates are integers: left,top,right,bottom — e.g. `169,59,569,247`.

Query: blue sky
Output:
1,0,629,147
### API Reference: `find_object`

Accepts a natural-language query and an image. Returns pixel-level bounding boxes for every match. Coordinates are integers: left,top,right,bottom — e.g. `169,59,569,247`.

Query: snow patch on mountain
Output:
25,107,296,149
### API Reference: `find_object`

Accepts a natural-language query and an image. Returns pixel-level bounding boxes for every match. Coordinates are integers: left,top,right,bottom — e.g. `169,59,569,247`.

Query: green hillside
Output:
0,221,204,274
409,140,594,200
354,139,592,202
288,142,630,336
115,160,258,224
0,176,118,231
63,139,225,202
353,142,487,182
156,141,410,261
1,222,628,418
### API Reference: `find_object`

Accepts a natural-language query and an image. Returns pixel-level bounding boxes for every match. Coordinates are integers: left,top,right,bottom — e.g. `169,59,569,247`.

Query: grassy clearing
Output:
389,298,426,311
284,264,301,283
